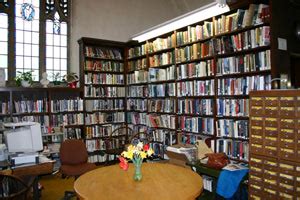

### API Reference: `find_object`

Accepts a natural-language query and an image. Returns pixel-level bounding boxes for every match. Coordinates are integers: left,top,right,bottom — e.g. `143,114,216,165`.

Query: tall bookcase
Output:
78,38,127,163
122,0,275,163
249,90,300,199
76,0,297,165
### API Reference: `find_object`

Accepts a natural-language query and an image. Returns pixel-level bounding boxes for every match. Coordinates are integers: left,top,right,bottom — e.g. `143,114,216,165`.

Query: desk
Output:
74,163,203,200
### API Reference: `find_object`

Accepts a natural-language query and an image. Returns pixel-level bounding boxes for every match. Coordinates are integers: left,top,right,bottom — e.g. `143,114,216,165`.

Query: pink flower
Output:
119,157,129,171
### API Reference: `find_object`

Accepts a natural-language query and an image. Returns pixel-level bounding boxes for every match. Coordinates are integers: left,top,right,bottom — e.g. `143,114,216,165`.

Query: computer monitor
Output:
4,122,43,153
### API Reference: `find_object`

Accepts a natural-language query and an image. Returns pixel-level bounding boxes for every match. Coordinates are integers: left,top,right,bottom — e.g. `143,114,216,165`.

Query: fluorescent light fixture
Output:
131,1,230,42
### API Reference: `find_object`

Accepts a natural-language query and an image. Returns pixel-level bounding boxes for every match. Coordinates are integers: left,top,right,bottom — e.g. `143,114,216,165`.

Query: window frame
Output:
0,0,70,84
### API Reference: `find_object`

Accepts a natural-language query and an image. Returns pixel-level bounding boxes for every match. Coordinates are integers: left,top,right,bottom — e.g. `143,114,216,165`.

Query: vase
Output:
133,157,142,181
21,80,31,87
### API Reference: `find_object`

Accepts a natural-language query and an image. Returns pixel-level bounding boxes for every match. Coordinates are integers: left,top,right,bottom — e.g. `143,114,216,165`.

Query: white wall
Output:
70,0,213,73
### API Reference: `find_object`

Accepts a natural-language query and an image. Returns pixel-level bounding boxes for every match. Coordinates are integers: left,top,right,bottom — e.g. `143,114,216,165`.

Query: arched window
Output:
0,0,70,83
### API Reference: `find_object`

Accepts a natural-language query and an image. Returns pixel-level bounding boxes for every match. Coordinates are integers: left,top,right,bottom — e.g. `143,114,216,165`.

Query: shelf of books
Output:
78,38,127,164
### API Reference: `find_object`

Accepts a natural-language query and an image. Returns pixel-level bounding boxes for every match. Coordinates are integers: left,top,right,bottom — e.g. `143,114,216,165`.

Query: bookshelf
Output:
0,87,83,153
78,38,127,163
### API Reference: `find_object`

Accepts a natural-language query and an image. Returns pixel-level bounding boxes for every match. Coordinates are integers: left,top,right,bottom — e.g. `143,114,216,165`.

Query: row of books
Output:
85,124,123,139
214,26,270,54
127,70,148,84
85,60,124,72
216,139,249,161
177,60,215,80
127,112,147,125
149,129,177,146
216,50,271,75
177,80,215,97
86,139,104,152
84,86,126,97
175,41,213,63
84,73,124,85
217,98,249,117
178,99,214,115
148,34,175,53
88,154,106,163
12,115,50,127
85,99,124,111
147,114,176,129
214,4,270,35
85,46,122,60
149,65,175,82
50,98,84,113
127,44,147,58
127,85,148,97
216,119,248,139
62,113,84,126
127,99,147,111
127,58,147,72
149,52,174,67
148,99,176,113
64,127,82,139
85,112,125,125
148,83,176,97
180,133,213,148
176,21,213,46
217,75,271,95
104,137,126,150
0,102,9,114
178,116,214,135
14,99,47,113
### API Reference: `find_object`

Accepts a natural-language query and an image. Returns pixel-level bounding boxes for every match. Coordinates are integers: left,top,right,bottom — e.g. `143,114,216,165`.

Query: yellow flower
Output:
140,151,147,159
147,148,154,156
122,150,133,159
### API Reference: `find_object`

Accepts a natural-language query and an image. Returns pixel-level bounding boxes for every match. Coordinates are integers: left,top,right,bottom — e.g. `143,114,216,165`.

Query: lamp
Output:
131,0,230,42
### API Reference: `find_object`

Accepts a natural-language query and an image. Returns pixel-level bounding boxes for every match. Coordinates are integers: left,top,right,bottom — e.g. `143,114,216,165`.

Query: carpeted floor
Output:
39,173,76,200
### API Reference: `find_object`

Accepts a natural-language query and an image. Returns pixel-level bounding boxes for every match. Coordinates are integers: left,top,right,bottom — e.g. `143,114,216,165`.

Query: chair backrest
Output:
0,174,31,200
104,126,134,151
60,139,88,165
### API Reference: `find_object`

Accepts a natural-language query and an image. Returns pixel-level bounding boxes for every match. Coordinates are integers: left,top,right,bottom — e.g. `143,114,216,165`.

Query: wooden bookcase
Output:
78,37,127,163
249,90,300,200
0,87,84,154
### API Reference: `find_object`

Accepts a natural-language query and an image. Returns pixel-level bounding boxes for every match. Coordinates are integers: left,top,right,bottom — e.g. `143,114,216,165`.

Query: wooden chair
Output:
0,173,34,200
104,126,134,163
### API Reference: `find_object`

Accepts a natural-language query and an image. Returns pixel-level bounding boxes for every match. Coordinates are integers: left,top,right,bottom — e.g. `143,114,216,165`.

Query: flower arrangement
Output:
15,71,34,87
119,142,154,181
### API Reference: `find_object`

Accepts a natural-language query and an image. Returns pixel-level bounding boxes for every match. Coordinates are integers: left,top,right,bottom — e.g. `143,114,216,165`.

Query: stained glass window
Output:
0,0,69,83
0,13,8,80
45,0,68,81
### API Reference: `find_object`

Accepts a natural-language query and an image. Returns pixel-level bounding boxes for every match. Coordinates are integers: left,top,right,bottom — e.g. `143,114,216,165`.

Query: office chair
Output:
0,173,34,200
60,139,97,200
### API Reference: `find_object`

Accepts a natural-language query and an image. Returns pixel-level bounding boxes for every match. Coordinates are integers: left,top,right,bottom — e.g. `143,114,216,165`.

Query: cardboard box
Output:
166,144,197,168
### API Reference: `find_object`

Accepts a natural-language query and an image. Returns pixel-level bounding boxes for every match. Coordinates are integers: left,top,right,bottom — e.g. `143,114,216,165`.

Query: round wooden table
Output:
74,163,203,200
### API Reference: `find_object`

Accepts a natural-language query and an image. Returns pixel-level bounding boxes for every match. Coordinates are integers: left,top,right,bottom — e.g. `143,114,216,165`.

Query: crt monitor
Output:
4,122,43,153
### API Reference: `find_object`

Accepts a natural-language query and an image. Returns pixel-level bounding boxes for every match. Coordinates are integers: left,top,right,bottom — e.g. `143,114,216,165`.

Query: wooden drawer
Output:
264,158,278,171
251,97,264,106
279,191,294,200
249,156,264,168
263,188,278,199
264,136,277,146
280,107,296,118
265,106,279,117
250,135,263,145
249,184,263,197
264,118,278,127
250,166,263,177
251,126,263,135
280,119,296,129
250,117,263,126
265,127,278,137
280,129,295,139
265,97,278,107
279,147,296,161
249,174,263,186
251,106,264,116
280,97,296,107
264,145,277,157
250,143,263,155
278,162,296,174
264,169,278,180
280,138,295,148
